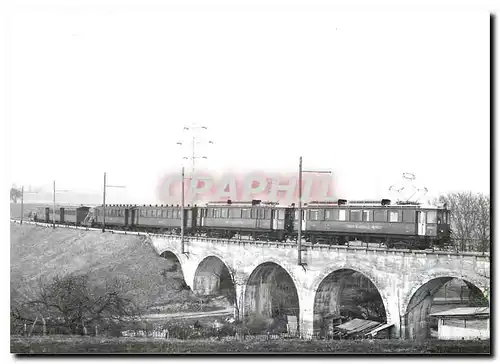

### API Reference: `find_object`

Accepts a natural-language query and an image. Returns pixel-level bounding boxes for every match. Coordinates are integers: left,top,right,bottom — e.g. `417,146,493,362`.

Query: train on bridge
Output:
32,199,451,249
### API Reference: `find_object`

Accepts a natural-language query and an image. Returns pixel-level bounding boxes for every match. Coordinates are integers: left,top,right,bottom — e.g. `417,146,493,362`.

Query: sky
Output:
5,7,490,205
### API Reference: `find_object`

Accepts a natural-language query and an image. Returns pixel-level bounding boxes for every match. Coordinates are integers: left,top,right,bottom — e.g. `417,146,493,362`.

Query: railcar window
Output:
213,209,220,218
294,210,306,220
427,211,437,224
338,209,346,221
221,208,228,218
403,210,415,223
257,209,265,219
264,209,271,219
242,208,250,219
389,211,400,223
350,210,362,222
251,209,258,219
227,208,237,218
309,210,319,221
278,209,285,220
324,209,335,220
363,210,371,222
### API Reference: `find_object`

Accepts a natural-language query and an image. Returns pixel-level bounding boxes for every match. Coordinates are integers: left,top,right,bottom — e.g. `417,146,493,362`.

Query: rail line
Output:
10,219,490,258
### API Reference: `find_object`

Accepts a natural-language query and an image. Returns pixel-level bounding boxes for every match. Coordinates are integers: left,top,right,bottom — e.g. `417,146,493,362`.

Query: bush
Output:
244,313,273,335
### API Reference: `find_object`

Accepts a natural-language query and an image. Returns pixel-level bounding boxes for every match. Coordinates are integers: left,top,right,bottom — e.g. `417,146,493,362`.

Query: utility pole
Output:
52,181,70,228
181,166,185,254
297,157,331,266
21,186,24,224
178,124,214,205
53,181,55,228
298,157,302,264
102,172,126,232
20,186,39,224
177,127,213,253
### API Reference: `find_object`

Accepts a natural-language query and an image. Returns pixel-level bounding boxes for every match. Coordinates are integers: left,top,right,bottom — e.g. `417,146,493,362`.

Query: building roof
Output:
429,307,489,318
365,322,394,337
335,318,383,335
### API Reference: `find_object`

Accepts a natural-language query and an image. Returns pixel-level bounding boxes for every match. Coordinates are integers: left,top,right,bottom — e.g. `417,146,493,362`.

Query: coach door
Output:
417,210,426,236
272,209,279,230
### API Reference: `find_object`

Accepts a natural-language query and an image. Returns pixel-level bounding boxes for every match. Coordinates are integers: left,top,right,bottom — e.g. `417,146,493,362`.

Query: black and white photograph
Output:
5,0,493,355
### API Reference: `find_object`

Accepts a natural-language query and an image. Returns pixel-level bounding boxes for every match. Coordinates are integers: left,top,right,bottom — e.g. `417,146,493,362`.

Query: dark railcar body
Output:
295,202,451,247
63,206,91,225
93,205,128,227
198,201,289,240
132,205,195,232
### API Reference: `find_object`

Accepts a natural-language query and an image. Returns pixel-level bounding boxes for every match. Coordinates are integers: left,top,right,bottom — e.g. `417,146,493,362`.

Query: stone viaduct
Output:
149,234,490,340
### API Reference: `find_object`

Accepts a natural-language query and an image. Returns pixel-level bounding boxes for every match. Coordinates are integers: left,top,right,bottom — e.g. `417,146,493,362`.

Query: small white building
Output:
430,307,489,340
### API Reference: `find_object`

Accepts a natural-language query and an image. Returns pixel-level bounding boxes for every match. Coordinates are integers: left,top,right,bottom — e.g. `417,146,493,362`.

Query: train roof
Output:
306,199,448,209
206,200,279,207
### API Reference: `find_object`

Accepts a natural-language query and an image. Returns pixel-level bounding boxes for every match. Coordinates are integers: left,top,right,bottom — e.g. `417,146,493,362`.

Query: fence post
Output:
42,317,46,336
29,316,38,337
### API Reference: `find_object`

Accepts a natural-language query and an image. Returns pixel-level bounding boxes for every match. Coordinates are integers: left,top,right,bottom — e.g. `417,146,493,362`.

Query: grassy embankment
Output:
10,221,227,316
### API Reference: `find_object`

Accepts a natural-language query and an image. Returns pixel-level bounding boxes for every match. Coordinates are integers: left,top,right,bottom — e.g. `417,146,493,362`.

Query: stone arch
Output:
192,255,237,305
159,249,186,278
403,272,489,340
312,265,392,316
244,256,303,303
312,265,391,337
243,261,301,332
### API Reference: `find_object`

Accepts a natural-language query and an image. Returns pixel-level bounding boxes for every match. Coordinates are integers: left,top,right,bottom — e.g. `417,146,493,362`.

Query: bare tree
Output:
11,186,22,204
438,191,490,252
475,193,490,253
11,273,143,336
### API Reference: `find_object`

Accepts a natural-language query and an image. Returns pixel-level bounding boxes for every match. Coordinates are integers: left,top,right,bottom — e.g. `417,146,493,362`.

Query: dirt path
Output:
141,308,233,320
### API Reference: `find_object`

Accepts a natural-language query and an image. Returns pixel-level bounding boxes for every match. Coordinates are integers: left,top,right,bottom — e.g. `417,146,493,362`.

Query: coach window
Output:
427,210,437,224
278,209,285,220
242,208,250,219
309,210,319,221
338,209,346,221
389,211,400,222
324,209,334,220
362,210,371,222
265,209,271,219
221,208,228,218
403,210,415,223
350,210,362,222
373,210,386,222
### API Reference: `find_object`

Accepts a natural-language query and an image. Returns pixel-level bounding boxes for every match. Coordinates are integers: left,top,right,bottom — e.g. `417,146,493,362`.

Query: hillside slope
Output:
10,223,198,312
